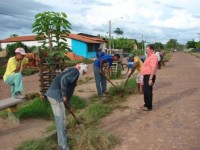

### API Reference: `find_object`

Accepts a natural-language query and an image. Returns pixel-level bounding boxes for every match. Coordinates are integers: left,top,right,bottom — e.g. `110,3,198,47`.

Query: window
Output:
87,43,100,52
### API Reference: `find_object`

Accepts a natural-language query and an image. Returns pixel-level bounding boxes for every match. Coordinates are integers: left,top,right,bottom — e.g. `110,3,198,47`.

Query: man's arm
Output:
128,61,139,78
99,59,105,74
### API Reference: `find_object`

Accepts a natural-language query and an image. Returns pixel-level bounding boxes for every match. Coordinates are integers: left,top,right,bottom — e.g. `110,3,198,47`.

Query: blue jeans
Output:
5,73,23,96
93,64,107,96
47,97,70,150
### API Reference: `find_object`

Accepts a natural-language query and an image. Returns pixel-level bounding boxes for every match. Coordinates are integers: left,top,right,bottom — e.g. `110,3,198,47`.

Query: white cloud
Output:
0,0,200,44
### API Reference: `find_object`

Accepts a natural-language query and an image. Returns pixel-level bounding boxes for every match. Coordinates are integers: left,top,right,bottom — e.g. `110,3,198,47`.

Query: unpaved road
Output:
100,52,200,150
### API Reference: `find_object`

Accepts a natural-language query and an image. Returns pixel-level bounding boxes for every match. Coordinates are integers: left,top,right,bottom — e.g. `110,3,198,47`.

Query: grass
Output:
70,95,87,111
108,78,137,97
15,135,57,150
68,127,117,150
14,78,137,150
17,97,53,120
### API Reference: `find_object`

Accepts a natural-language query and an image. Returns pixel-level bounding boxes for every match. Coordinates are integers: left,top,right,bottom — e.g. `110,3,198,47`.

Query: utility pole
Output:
109,20,111,49
198,33,200,41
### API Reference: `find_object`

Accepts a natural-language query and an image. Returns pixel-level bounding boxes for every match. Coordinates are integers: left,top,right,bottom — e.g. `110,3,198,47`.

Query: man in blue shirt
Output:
46,63,87,150
93,54,120,96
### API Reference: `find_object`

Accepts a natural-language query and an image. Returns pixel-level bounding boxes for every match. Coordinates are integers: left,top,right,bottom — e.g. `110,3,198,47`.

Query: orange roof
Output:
0,35,43,43
1,34,106,44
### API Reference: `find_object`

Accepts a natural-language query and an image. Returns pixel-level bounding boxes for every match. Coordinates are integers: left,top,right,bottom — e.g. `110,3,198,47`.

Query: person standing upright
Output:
141,45,158,111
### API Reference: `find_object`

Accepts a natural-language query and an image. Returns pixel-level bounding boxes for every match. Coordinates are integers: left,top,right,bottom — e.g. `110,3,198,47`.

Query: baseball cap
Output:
15,47,26,55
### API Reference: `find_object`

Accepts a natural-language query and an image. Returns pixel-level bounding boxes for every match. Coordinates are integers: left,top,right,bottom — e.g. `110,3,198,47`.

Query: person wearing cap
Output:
45,63,87,150
93,53,120,97
128,54,144,94
3,47,29,99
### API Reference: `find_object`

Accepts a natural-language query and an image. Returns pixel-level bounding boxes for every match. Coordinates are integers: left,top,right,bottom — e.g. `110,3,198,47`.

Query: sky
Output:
0,0,200,44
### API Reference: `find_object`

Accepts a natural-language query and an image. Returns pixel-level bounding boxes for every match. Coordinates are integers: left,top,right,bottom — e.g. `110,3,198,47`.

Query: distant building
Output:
0,33,106,58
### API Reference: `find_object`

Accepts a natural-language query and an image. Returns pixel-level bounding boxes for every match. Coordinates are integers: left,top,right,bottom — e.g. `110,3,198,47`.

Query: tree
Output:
32,11,71,57
111,38,136,53
186,39,197,49
114,28,123,36
152,42,164,50
195,41,200,48
10,34,18,37
166,39,179,50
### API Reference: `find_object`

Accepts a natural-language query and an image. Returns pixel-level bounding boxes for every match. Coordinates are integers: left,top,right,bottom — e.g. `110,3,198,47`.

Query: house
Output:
0,33,107,58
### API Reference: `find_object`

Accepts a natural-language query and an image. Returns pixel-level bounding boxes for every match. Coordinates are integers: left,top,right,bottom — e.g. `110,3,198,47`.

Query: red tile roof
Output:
0,33,106,44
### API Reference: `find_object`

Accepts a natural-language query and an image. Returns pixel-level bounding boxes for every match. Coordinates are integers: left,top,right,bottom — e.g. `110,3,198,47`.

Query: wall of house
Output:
72,39,87,58
0,38,72,50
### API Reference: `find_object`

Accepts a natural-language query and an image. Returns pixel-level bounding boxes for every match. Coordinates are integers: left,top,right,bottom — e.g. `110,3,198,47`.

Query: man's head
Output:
146,45,154,56
113,53,120,61
15,48,26,61
75,63,88,78
129,54,135,59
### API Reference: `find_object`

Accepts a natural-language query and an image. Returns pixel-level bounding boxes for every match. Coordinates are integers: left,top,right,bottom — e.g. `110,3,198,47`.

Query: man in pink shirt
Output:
141,45,158,111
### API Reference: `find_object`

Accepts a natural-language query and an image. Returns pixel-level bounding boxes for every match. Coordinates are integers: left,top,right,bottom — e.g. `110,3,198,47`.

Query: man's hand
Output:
148,79,153,86
14,60,22,73
63,97,73,113
99,69,103,75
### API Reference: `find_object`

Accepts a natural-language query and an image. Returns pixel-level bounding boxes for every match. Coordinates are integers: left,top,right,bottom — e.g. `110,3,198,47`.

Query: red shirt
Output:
141,52,158,75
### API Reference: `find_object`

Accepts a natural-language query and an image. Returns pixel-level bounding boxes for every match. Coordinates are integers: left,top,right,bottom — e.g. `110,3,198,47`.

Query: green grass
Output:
15,135,57,150
70,95,87,110
17,97,53,120
108,78,137,97
81,102,112,125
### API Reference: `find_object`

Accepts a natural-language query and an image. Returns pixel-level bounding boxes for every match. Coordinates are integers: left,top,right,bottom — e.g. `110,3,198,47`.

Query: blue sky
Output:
0,0,200,44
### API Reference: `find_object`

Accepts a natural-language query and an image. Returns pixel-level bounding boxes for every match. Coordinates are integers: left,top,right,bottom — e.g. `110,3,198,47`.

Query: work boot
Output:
14,92,25,99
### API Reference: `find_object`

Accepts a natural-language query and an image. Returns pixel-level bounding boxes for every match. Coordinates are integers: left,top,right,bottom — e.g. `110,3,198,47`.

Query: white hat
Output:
15,47,26,55
76,63,88,78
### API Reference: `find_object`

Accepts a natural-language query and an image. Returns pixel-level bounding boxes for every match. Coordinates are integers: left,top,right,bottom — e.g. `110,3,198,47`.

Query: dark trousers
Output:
143,75,156,110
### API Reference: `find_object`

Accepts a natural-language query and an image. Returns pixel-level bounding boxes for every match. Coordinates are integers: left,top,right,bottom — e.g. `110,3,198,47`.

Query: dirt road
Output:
100,52,200,150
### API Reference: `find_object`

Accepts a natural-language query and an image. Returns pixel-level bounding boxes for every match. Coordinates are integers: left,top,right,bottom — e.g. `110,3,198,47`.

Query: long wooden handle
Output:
64,102,80,125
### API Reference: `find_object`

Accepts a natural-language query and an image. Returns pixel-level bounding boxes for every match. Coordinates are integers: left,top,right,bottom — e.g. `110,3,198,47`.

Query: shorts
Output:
136,73,143,85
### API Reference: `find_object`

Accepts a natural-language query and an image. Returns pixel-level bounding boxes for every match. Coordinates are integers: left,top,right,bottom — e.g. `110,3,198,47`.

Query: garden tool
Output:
102,72,117,89
64,101,81,125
